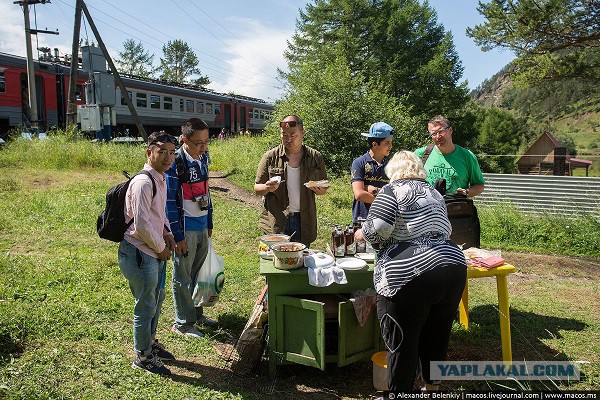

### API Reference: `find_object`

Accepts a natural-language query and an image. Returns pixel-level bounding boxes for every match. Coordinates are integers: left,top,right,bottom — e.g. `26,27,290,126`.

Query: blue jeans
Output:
118,240,166,356
284,214,302,244
172,229,209,330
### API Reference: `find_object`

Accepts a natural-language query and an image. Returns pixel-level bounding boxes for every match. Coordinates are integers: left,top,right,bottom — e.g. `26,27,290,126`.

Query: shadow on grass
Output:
446,305,588,390
161,306,589,396
0,326,25,366
164,354,378,399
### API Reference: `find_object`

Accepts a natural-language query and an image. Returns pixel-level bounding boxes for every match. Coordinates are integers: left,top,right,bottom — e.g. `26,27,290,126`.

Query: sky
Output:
0,0,516,102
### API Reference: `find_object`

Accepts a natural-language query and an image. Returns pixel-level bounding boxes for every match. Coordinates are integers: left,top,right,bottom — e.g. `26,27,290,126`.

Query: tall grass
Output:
0,133,146,173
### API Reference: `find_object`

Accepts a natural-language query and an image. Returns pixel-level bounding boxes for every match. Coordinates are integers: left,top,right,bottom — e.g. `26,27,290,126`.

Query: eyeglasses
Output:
280,120,299,128
429,127,448,138
188,138,210,147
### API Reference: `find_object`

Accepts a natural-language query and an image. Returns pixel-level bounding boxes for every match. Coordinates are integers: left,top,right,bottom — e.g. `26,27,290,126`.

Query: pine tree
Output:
158,40,210,84
284,0,468,118
115,39,156,78
467,0,600,85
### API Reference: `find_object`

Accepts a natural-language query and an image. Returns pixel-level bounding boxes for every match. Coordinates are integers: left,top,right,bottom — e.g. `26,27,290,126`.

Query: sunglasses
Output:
280,120,299,128
148,133,177,146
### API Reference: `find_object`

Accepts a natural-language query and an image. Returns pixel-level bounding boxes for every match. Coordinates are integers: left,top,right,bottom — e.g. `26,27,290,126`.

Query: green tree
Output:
476,107,524,173
272,54,420,175
158,40,210,84
285,0,468,119
466,0,600,85
115,39,156,78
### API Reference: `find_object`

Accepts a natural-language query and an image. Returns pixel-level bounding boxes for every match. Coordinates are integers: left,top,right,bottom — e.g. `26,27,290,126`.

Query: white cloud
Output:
0,3,72,60
0,3,27,56
206,17,291,102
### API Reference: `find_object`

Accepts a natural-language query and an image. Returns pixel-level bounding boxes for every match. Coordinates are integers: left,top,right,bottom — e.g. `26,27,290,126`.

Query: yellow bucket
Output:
371,351,388,391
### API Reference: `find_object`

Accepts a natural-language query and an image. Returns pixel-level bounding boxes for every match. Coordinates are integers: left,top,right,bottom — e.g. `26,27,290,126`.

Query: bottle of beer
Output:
333,225,346,257
345,224,356,256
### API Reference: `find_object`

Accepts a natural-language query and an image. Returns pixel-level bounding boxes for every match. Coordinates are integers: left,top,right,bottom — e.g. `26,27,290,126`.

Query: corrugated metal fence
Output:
475,173,600,218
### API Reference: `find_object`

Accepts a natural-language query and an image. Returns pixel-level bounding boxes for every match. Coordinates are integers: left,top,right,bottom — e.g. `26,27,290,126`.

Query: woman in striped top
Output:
355,150,467,392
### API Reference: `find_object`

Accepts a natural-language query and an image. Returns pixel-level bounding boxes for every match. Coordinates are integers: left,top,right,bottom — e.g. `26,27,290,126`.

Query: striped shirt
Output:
362,178,466,297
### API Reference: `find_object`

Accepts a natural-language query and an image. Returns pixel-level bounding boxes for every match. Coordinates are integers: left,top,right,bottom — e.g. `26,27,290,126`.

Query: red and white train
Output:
0,51,274,137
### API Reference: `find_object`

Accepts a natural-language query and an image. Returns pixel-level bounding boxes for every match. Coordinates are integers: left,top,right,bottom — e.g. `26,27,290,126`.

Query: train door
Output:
223,103,232,134
55,74,66,128
240,106,246,130
20,73,45,127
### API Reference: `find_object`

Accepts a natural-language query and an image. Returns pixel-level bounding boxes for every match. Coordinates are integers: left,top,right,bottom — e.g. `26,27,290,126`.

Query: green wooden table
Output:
259,257,381,378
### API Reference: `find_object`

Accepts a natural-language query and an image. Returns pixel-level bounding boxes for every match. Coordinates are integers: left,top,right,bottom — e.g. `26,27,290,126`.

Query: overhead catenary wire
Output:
183,0,281,70
98,0,279,85
53,0,279,89
169,0,279,81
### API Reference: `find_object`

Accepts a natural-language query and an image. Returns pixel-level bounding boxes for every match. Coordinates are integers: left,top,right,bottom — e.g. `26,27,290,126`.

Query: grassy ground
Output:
0,135,598,398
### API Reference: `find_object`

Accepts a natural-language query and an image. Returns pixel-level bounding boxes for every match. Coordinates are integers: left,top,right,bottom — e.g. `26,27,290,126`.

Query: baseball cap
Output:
361,122,394,138
147,131,177,146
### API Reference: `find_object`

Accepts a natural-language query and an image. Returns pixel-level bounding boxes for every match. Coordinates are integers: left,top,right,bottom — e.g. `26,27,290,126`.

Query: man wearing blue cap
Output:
350,122,394,223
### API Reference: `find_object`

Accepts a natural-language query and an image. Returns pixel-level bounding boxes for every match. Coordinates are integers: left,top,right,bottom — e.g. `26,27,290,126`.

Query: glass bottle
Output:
345,225,356,255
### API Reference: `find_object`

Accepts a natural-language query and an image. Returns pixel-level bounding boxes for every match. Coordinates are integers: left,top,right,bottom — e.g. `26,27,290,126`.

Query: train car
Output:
0,51,274,137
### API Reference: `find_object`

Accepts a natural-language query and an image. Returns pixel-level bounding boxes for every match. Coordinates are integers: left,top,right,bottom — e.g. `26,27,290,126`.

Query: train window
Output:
137,93,147,108
254,109,260,119
164,96,173,110
179,99,184,112
121,90,132,106
214,104,220,115
259,110,265,119
205,103,213,114
150,95,160,109
196,101,203,114
0,71,5,93
186,100,194,113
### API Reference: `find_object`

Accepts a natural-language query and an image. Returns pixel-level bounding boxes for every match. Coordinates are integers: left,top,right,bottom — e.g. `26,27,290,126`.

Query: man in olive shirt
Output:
254,115,328,247
414,115,485,197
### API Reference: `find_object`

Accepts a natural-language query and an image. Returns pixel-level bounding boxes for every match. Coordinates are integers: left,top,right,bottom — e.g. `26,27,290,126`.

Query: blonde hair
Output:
385,150,427,181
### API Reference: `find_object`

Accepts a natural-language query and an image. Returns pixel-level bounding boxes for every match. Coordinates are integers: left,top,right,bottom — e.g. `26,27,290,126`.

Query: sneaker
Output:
198,316,218,328
132,353,171,376
152,340,175,361
171,325,204,338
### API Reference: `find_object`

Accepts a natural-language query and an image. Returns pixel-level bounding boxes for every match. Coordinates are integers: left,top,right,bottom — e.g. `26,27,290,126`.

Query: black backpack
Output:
97,170,157,242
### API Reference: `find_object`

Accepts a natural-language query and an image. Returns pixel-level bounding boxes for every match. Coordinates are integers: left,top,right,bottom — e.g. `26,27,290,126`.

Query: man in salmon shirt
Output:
119,131,177,376
166,118,217,339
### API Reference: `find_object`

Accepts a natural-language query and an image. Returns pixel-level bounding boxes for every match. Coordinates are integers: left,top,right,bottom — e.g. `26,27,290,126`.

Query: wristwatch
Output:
371,188,378,196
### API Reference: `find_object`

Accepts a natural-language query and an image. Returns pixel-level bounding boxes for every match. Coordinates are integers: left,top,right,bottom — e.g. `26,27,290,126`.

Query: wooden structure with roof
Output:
516,132,593,176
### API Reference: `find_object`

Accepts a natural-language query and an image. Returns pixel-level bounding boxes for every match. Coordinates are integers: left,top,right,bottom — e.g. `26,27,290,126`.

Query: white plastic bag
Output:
192,238,225,307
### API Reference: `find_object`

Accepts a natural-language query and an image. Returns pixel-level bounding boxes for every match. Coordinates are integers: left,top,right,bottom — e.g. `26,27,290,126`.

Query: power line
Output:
95,0,280,84
184,0,280,70
169,0,279,81
54,0,279,89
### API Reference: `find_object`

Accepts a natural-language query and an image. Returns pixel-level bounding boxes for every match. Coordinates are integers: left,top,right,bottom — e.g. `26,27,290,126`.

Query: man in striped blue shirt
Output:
166,118,217,339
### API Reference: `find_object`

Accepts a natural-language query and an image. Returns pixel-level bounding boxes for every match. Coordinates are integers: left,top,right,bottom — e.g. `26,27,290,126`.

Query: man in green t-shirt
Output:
414,115,485,197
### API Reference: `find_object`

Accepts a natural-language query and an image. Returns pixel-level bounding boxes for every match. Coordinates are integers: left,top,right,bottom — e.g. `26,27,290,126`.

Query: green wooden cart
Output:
260,258,382,378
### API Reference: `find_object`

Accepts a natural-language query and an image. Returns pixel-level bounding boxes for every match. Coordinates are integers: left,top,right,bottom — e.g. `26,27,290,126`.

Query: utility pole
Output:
66,0,83,127
15,0,58,132
81,1,147,140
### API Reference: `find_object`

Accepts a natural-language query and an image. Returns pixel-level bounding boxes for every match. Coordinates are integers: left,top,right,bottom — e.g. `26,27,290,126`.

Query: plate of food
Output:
335,257,367,270
304,179,330,188
355,252,376,262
